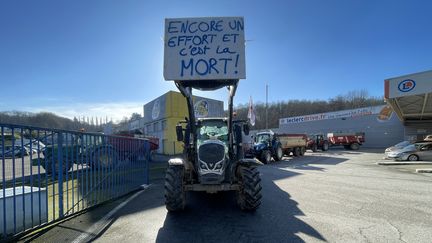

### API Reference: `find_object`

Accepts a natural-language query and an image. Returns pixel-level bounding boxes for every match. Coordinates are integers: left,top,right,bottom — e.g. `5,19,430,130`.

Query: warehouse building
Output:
142,91,224,154
278,105,404,148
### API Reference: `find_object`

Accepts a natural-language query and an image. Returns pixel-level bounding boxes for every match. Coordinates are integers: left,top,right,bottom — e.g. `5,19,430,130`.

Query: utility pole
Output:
265,83,268,129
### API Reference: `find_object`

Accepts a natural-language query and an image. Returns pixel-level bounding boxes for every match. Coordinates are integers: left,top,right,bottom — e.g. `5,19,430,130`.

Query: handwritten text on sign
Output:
164,17,245,81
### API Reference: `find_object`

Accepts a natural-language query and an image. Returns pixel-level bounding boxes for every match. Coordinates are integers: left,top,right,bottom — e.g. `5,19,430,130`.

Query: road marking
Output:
72,184,150,243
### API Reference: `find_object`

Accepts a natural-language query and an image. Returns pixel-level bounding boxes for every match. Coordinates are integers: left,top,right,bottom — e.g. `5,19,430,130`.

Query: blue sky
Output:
1,0,431,121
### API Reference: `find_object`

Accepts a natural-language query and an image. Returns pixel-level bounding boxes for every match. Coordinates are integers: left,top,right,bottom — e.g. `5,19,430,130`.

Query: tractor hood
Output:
197,139,227,184
253,142,267,151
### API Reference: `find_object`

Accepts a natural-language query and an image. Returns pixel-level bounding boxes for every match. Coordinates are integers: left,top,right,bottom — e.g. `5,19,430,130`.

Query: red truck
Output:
327,132,365,150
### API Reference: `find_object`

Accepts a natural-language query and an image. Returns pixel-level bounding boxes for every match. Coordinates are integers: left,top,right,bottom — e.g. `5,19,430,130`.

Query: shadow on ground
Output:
271,154,348,172
155,166,326,243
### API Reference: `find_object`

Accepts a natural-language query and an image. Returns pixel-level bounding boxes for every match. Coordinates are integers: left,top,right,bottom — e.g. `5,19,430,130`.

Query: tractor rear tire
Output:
237,166,262,211
273,146,283,161
92,148,118,170
322,141,329,151
164,165,185,212
260,150,271,164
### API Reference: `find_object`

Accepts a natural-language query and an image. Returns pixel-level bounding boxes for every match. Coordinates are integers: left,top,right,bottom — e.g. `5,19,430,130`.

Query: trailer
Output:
114,131,159,151
278,133,308,156
327,132,365,150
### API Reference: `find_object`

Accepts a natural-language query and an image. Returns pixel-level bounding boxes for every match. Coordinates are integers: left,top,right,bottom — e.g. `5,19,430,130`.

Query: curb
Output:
72,185,150,243
376,162,432,165
416,168,432,173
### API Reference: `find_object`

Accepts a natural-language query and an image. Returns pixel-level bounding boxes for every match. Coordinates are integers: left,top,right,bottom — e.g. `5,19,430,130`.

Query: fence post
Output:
58,132,64,218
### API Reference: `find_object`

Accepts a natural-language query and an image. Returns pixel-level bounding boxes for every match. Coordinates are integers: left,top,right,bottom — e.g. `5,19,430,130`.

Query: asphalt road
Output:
20,149,432,243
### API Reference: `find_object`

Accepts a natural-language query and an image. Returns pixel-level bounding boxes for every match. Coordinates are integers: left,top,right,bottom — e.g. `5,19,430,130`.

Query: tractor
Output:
307,134,329,152
164,80,262,211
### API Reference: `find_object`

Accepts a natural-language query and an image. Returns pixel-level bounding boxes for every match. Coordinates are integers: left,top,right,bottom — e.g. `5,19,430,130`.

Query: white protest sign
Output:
164,17,246,81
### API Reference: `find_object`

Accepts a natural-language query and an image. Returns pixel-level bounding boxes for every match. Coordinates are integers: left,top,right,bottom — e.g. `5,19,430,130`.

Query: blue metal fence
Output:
0,123,150,240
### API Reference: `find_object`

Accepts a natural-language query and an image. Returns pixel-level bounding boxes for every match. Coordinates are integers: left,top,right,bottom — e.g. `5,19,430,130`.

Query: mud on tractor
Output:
164,80,263,211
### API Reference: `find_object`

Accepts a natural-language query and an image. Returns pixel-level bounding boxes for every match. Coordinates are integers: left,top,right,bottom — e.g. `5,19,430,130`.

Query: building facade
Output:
385,70,432,141
278,105,405,148
142,91,224,154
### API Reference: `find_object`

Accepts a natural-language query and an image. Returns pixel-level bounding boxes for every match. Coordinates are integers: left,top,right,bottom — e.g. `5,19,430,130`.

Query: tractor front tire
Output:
260,150,272,164
237,166,262,211
43,156,72,176
164,165,185,212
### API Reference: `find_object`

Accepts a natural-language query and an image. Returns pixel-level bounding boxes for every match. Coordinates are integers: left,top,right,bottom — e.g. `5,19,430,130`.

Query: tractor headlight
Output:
200,162,208,170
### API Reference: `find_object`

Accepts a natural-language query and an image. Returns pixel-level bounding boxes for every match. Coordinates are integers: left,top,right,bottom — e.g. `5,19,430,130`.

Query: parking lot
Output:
19,148,432,243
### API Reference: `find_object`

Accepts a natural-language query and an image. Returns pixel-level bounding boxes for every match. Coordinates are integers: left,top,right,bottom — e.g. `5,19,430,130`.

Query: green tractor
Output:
164,80,262,211
39,133,116,176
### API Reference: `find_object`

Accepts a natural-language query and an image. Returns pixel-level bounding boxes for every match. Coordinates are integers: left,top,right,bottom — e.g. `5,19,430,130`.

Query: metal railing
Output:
0,123,150,240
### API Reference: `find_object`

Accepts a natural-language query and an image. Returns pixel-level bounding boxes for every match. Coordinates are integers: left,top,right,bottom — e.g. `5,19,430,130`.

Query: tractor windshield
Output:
255,133,270,144
197,120,228,145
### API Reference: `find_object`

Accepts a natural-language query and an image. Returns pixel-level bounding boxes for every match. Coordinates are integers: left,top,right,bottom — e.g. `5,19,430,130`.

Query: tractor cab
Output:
254,131,277,147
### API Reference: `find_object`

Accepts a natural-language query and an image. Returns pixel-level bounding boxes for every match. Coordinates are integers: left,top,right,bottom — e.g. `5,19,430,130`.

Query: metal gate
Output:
0,123,150,240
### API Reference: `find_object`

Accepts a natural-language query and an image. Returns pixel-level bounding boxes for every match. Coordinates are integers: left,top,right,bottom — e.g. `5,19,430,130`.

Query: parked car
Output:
0,145,32,158
23,139,46,154
387,142,432,161
384,141,411,159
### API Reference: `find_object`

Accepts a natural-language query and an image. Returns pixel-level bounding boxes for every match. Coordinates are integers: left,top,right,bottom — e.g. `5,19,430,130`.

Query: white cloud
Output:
29,102,144,123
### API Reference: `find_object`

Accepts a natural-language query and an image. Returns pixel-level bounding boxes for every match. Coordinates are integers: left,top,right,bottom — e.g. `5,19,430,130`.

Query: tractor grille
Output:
198,142,225,164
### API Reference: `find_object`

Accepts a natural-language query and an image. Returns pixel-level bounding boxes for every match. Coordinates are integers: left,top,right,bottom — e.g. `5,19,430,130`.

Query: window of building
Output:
146,124,152,133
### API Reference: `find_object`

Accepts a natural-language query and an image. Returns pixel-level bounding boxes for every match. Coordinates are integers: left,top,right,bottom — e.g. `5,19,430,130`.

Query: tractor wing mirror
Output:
176,124,184,142
243,124,250,136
